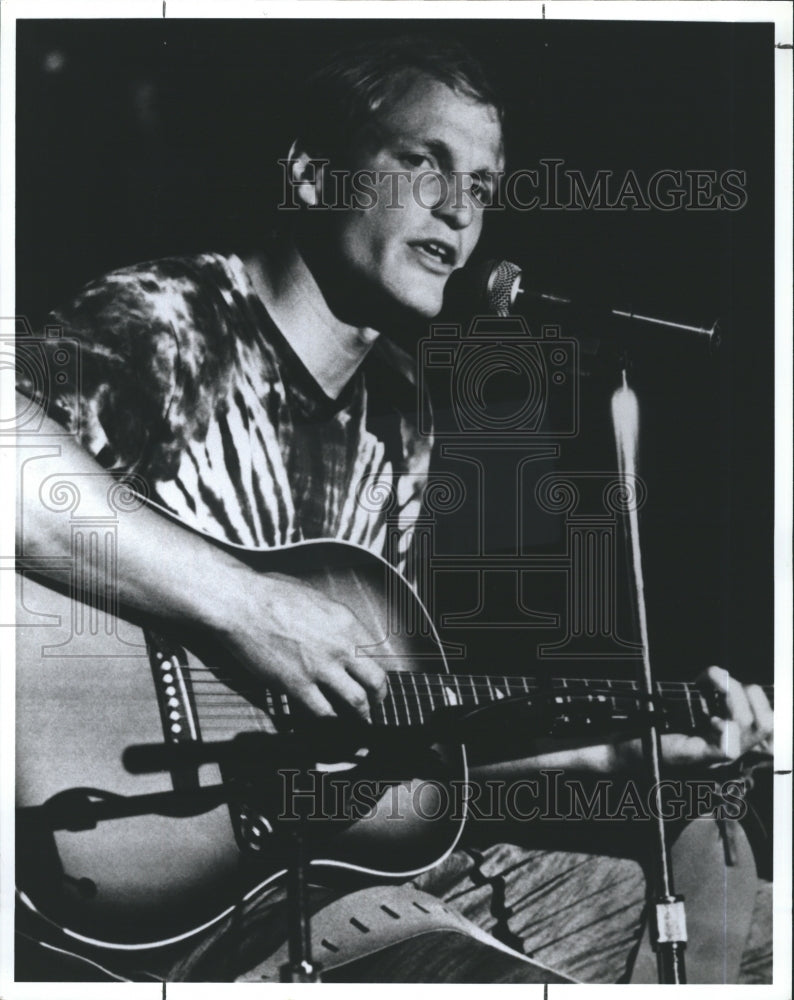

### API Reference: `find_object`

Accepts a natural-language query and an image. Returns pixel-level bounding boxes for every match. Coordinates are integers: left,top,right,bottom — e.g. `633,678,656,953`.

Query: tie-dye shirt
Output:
18,252,433,574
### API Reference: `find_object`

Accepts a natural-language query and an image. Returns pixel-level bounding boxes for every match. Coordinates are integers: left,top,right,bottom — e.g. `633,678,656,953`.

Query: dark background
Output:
16,19,774,685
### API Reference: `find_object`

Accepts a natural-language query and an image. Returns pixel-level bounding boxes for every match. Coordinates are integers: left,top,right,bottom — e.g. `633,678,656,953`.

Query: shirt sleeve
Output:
16,264,182,478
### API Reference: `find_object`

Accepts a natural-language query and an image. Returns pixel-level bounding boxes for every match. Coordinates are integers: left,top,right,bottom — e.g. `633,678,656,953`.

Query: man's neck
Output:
242,238,380,400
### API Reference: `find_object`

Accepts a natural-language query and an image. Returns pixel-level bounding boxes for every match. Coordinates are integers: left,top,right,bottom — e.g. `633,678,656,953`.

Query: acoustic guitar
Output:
15,538,772,953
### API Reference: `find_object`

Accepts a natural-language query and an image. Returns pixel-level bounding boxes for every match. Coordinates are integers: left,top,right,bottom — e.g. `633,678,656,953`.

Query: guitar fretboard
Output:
187,665,774,738
365,673,774,732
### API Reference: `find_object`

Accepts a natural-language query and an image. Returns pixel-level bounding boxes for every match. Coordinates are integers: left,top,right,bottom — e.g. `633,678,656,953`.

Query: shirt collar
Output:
241,240,380,400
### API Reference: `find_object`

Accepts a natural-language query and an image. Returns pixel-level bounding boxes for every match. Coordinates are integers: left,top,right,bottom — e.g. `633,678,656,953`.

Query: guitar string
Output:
187,684,715,705
190,700,711,726
185,679,739,704
181,642,771,726
183,667,726,690
185,672,735,699
187,674,721,732
182,664,769,696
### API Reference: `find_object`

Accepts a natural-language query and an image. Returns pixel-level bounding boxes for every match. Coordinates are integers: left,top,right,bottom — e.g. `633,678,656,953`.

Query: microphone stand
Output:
279,753,321,983
611,369,687,984
446,268,701,984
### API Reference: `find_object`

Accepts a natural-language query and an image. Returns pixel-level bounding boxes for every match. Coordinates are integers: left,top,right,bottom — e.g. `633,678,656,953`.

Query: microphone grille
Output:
486,260,523,316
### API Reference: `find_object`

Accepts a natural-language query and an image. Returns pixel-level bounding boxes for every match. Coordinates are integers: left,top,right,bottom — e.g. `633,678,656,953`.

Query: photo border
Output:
1,3,790,998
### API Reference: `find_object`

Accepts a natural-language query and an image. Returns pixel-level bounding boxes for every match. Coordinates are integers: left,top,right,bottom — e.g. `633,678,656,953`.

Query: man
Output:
16,35,772,983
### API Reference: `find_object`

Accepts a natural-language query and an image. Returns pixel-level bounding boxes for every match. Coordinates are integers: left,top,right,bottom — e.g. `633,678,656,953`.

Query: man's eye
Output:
467,175,494,206
400,152,432,169
471,181,492,206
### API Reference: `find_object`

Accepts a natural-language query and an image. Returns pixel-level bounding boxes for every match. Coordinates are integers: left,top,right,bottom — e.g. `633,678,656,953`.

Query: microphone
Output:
448,259,721,347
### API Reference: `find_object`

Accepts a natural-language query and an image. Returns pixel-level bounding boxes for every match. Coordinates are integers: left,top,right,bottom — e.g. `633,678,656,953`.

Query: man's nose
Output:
430,174,474,229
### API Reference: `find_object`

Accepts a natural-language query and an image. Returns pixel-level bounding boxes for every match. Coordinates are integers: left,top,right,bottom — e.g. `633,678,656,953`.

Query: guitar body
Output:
16,541,463,950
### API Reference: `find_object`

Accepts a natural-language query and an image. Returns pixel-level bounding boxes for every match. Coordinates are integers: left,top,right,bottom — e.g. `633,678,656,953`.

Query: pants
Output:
414,844,647,983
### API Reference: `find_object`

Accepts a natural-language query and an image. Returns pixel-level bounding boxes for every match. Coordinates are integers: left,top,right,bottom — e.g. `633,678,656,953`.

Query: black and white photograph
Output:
1,1,791,993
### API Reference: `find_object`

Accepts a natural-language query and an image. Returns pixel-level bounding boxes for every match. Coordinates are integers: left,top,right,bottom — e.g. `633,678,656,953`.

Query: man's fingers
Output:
725,682,755,732
709,699,774,759
662,668,774,766
320,667,374,722
296,683,338,719
661,733,726,767
705,666,753,729
347,654,389,703
703,666,774,755
746,683,774,748
709,717,742,760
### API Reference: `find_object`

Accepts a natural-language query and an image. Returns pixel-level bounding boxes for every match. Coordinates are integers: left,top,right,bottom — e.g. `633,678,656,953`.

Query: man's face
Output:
321,77,504,320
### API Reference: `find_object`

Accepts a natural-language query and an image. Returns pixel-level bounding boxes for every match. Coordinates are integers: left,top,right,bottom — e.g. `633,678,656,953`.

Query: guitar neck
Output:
371,672,774,732
244,671,773,734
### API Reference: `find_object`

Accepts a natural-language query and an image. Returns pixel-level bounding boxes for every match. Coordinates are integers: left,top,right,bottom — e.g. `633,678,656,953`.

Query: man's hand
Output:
213,567,389,721
474,667,774,785
657,666,774,769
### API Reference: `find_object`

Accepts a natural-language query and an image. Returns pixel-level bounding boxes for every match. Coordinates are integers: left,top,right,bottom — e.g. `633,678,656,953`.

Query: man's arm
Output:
16,392,388,720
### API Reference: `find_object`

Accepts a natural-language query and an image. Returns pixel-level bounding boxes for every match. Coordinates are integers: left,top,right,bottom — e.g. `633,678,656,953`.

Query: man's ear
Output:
287,140,327,208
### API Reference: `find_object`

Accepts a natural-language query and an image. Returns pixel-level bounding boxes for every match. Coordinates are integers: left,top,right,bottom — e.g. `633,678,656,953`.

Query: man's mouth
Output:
409,239,458,270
